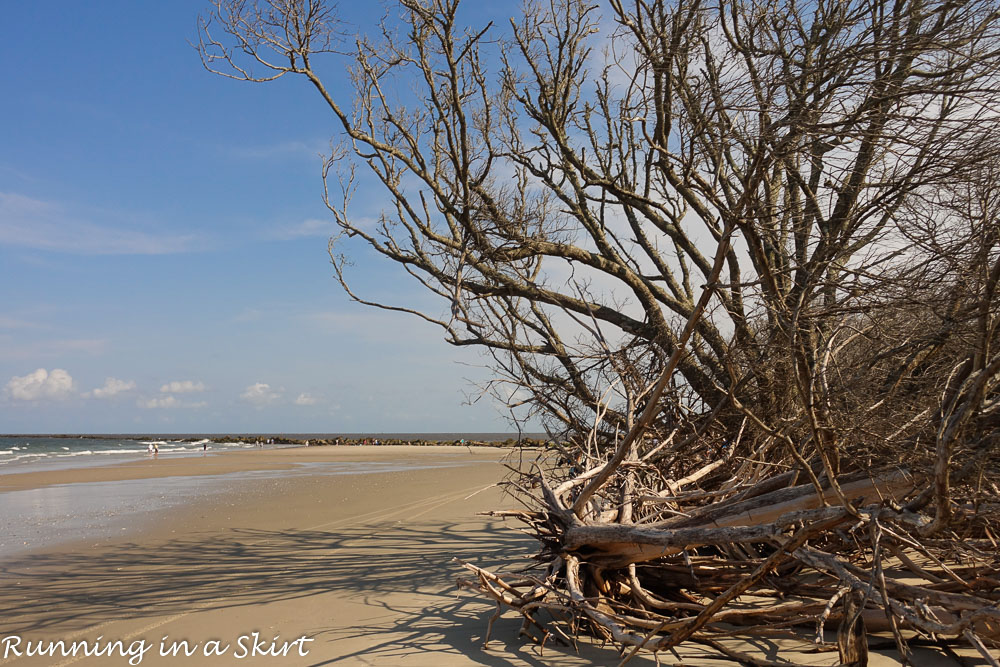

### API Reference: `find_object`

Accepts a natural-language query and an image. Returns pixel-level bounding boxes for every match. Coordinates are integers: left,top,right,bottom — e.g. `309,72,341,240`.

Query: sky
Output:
0,1,526,434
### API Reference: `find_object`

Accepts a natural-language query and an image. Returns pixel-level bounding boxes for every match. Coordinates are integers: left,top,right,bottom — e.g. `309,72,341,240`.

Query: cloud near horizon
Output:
4,368,75,401
88,377,136,399
159,380,206,394
138,396,178,409
137,395,207,409
240,382,281,406
294,393,318,406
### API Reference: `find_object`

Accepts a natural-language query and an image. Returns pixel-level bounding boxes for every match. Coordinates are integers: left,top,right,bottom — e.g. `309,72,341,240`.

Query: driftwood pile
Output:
458,435,1000,666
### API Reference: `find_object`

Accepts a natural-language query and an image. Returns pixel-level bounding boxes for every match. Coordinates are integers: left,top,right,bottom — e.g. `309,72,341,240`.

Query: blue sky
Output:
0,1,521,433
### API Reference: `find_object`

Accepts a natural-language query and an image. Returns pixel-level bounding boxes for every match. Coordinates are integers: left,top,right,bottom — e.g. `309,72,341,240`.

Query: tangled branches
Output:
459,432,1000,664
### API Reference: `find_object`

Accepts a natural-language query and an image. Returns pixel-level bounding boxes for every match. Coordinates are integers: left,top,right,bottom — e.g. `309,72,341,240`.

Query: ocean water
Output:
0,436,261,473
0,433,535,474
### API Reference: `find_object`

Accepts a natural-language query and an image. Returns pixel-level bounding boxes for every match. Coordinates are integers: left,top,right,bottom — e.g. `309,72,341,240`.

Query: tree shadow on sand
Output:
1,518,521,627
0,517,667,666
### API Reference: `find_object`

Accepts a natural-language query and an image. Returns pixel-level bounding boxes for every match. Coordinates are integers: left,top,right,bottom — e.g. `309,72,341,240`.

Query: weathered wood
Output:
562,506,851,566
665,468,916,530
837,591,869,666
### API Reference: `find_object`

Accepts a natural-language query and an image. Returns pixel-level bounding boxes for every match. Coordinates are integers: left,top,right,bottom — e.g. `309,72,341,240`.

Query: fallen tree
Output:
459,453,1000,664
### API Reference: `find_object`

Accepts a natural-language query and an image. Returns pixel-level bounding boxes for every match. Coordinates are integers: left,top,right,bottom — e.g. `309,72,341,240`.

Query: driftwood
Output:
458,451,1000,665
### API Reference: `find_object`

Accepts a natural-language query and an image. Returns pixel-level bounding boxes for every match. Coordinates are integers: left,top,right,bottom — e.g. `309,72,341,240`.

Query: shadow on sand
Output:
1,518,670,665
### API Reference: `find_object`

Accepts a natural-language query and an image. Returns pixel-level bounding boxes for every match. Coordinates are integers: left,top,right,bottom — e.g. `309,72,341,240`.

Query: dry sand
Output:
0,446,990,666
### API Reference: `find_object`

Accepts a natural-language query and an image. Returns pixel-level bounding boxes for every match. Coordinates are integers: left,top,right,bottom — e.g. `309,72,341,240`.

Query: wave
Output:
1,453,37,462
0,436,298,471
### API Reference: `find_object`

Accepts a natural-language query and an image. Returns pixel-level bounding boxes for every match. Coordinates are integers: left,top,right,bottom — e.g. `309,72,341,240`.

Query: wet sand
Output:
0,446,991,665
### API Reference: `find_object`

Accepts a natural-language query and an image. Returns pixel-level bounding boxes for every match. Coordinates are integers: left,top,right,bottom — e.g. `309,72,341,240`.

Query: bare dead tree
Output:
199,0,1000,661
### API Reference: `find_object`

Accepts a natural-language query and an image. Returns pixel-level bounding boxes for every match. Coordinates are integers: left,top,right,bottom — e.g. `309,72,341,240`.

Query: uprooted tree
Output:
199,0,1000,662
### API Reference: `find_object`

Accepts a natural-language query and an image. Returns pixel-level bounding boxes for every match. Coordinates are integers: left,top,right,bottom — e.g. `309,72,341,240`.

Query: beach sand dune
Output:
0,446,989,665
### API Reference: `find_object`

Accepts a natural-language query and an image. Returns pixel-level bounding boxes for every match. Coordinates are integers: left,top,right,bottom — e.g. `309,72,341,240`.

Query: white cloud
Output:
4,368,75,401
0,192,197,255
241,382,282,405
138,396,207,409
160,380,206,394
89,377,136,399
139,396,178,409
294,393,318,406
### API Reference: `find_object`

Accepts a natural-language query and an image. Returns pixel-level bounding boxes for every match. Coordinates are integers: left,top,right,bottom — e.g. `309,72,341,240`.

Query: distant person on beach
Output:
147,443,154,455
203,442,207,451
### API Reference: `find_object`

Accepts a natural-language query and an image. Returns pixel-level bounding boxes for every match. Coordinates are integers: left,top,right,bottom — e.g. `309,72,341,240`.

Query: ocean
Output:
0,433,534,473
0,435,245,473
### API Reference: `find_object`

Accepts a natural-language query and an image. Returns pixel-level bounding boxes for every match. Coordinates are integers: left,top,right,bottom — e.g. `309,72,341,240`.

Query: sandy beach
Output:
0,446,645,666
0,446,990,666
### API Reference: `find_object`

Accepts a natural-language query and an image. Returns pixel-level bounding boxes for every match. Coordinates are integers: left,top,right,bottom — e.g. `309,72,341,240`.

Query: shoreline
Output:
0,444,515,492
0,435,549,477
